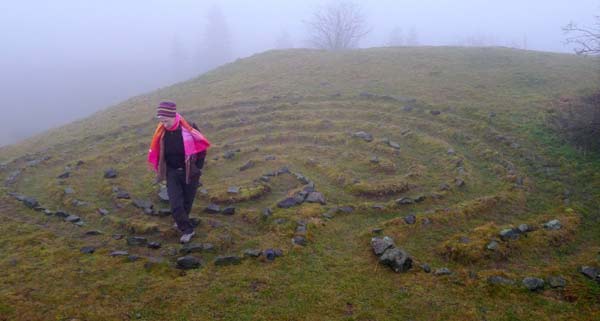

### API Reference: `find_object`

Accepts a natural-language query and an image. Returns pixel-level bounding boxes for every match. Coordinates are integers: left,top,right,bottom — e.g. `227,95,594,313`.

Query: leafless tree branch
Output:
304,1,370,51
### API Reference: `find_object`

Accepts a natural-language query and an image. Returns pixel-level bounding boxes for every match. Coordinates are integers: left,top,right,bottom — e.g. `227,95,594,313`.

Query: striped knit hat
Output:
156,101,177,118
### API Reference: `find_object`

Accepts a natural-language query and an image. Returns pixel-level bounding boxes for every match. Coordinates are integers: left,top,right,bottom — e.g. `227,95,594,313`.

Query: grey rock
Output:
64,187,75,194
522,277,545,291
430,110,441,115
486,240,499,251
454,178,465,187
499,228,520,241
306,192,326,205
517,224,529,233
404,214,416,225
421,264,431,273
116,191,130,199
74,221,84,227
85,230,103,236
262,207,273,218
148,242,161,249
263,248,283,261
396,197,414,205
54,210,69,218
387,140,401,149
277,197,299,208
158,208,171,216
370,155,380,164
264,155,276,161
414,195,426,203
447,148,456,155
260,176,270,182
438,183,450,191
57,171,70,179
158,186,169,202
126,236,147,246
65,215,81,223
104,168,118,178
227,186,240,194
352,131,373,142
205,203,221,214
80,246,95,254
98,208,109,215
239,160,255,171
487,276,515,285
127,255,140,262
133,199,153,210
371,236,395,256
180,243,215,254
273,218,287,224
222,206,235,215
177,256,202,269
546,275,566,288
276,166,290,175
223,151,236,159
379,247,413,273
292,235,307,246
110,250,128,257
543,219,561,230
434,268,452,276
244,248,262,257
338,206,354,213
214,255,242,266
579,266,599,280
43,209,54,216
23,197,39,209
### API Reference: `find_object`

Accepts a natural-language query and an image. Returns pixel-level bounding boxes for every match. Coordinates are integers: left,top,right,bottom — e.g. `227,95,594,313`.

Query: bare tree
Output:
405,27,419,46
275,29,294,49
305,1,370,50
563,15,600,55
196,4,233,72
387,26,403,47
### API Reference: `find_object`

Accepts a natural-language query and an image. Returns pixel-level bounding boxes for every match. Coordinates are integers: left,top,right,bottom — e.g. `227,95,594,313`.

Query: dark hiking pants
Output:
166,167,200,234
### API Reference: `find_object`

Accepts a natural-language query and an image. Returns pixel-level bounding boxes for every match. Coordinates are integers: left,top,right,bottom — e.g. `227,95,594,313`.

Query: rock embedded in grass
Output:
132,199,153,210
65,215,81,223
543,219,561,230
214,255,242,266
148,242,161,249
396,197,414,205
522,277,545,291
244,248,262,257
305,192,326,205
579,266,599,281
292,235,307,246
499,228,520,241
22,197,39,209
126,236,147,246
98,208,109,216
205,203,221,214
379,247,413,273
352,131,373,142
546,276,566,288
177,256,202,269
222,206,235,215
371,236,395,256
227,186,240,194
487,276,515,285
158,186,169,202
239,160,255,171
404,214,416,225
434,267,452,276
80,246,95,254
110,250,128,257
104,168,118,178
277,197,299,208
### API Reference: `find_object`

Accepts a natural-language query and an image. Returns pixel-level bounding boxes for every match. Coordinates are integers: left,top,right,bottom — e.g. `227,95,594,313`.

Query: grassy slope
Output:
0,47,599,321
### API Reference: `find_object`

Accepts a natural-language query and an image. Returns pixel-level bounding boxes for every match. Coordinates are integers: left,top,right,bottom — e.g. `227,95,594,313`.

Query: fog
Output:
1,0,598,147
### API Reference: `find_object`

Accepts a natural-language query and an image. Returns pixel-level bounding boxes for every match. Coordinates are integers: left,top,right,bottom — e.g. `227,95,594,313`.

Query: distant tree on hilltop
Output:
304,1,370,50
563,14,600,55
197,4,233,71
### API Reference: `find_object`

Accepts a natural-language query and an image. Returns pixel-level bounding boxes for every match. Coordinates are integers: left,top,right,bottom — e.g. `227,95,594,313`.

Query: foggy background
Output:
1,0,598,147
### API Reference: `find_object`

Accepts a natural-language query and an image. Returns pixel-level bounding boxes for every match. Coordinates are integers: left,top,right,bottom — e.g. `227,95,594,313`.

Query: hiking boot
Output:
180,231,195,244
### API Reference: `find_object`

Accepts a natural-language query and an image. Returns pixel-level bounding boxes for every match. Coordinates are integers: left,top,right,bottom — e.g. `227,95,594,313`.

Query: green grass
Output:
0,47,599,320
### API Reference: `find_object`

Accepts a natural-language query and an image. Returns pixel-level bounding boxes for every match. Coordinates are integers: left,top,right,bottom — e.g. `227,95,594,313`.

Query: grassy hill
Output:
0,47,599,321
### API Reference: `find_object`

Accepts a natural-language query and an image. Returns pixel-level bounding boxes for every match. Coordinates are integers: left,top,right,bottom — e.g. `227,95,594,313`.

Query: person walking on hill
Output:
147,101,211,243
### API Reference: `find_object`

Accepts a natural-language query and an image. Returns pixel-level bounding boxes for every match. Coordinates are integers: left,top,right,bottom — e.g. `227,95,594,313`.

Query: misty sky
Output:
1,0,598,147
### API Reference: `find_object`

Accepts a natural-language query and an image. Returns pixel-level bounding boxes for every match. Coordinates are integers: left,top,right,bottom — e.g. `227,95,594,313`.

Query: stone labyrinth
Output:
3,92,591,288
